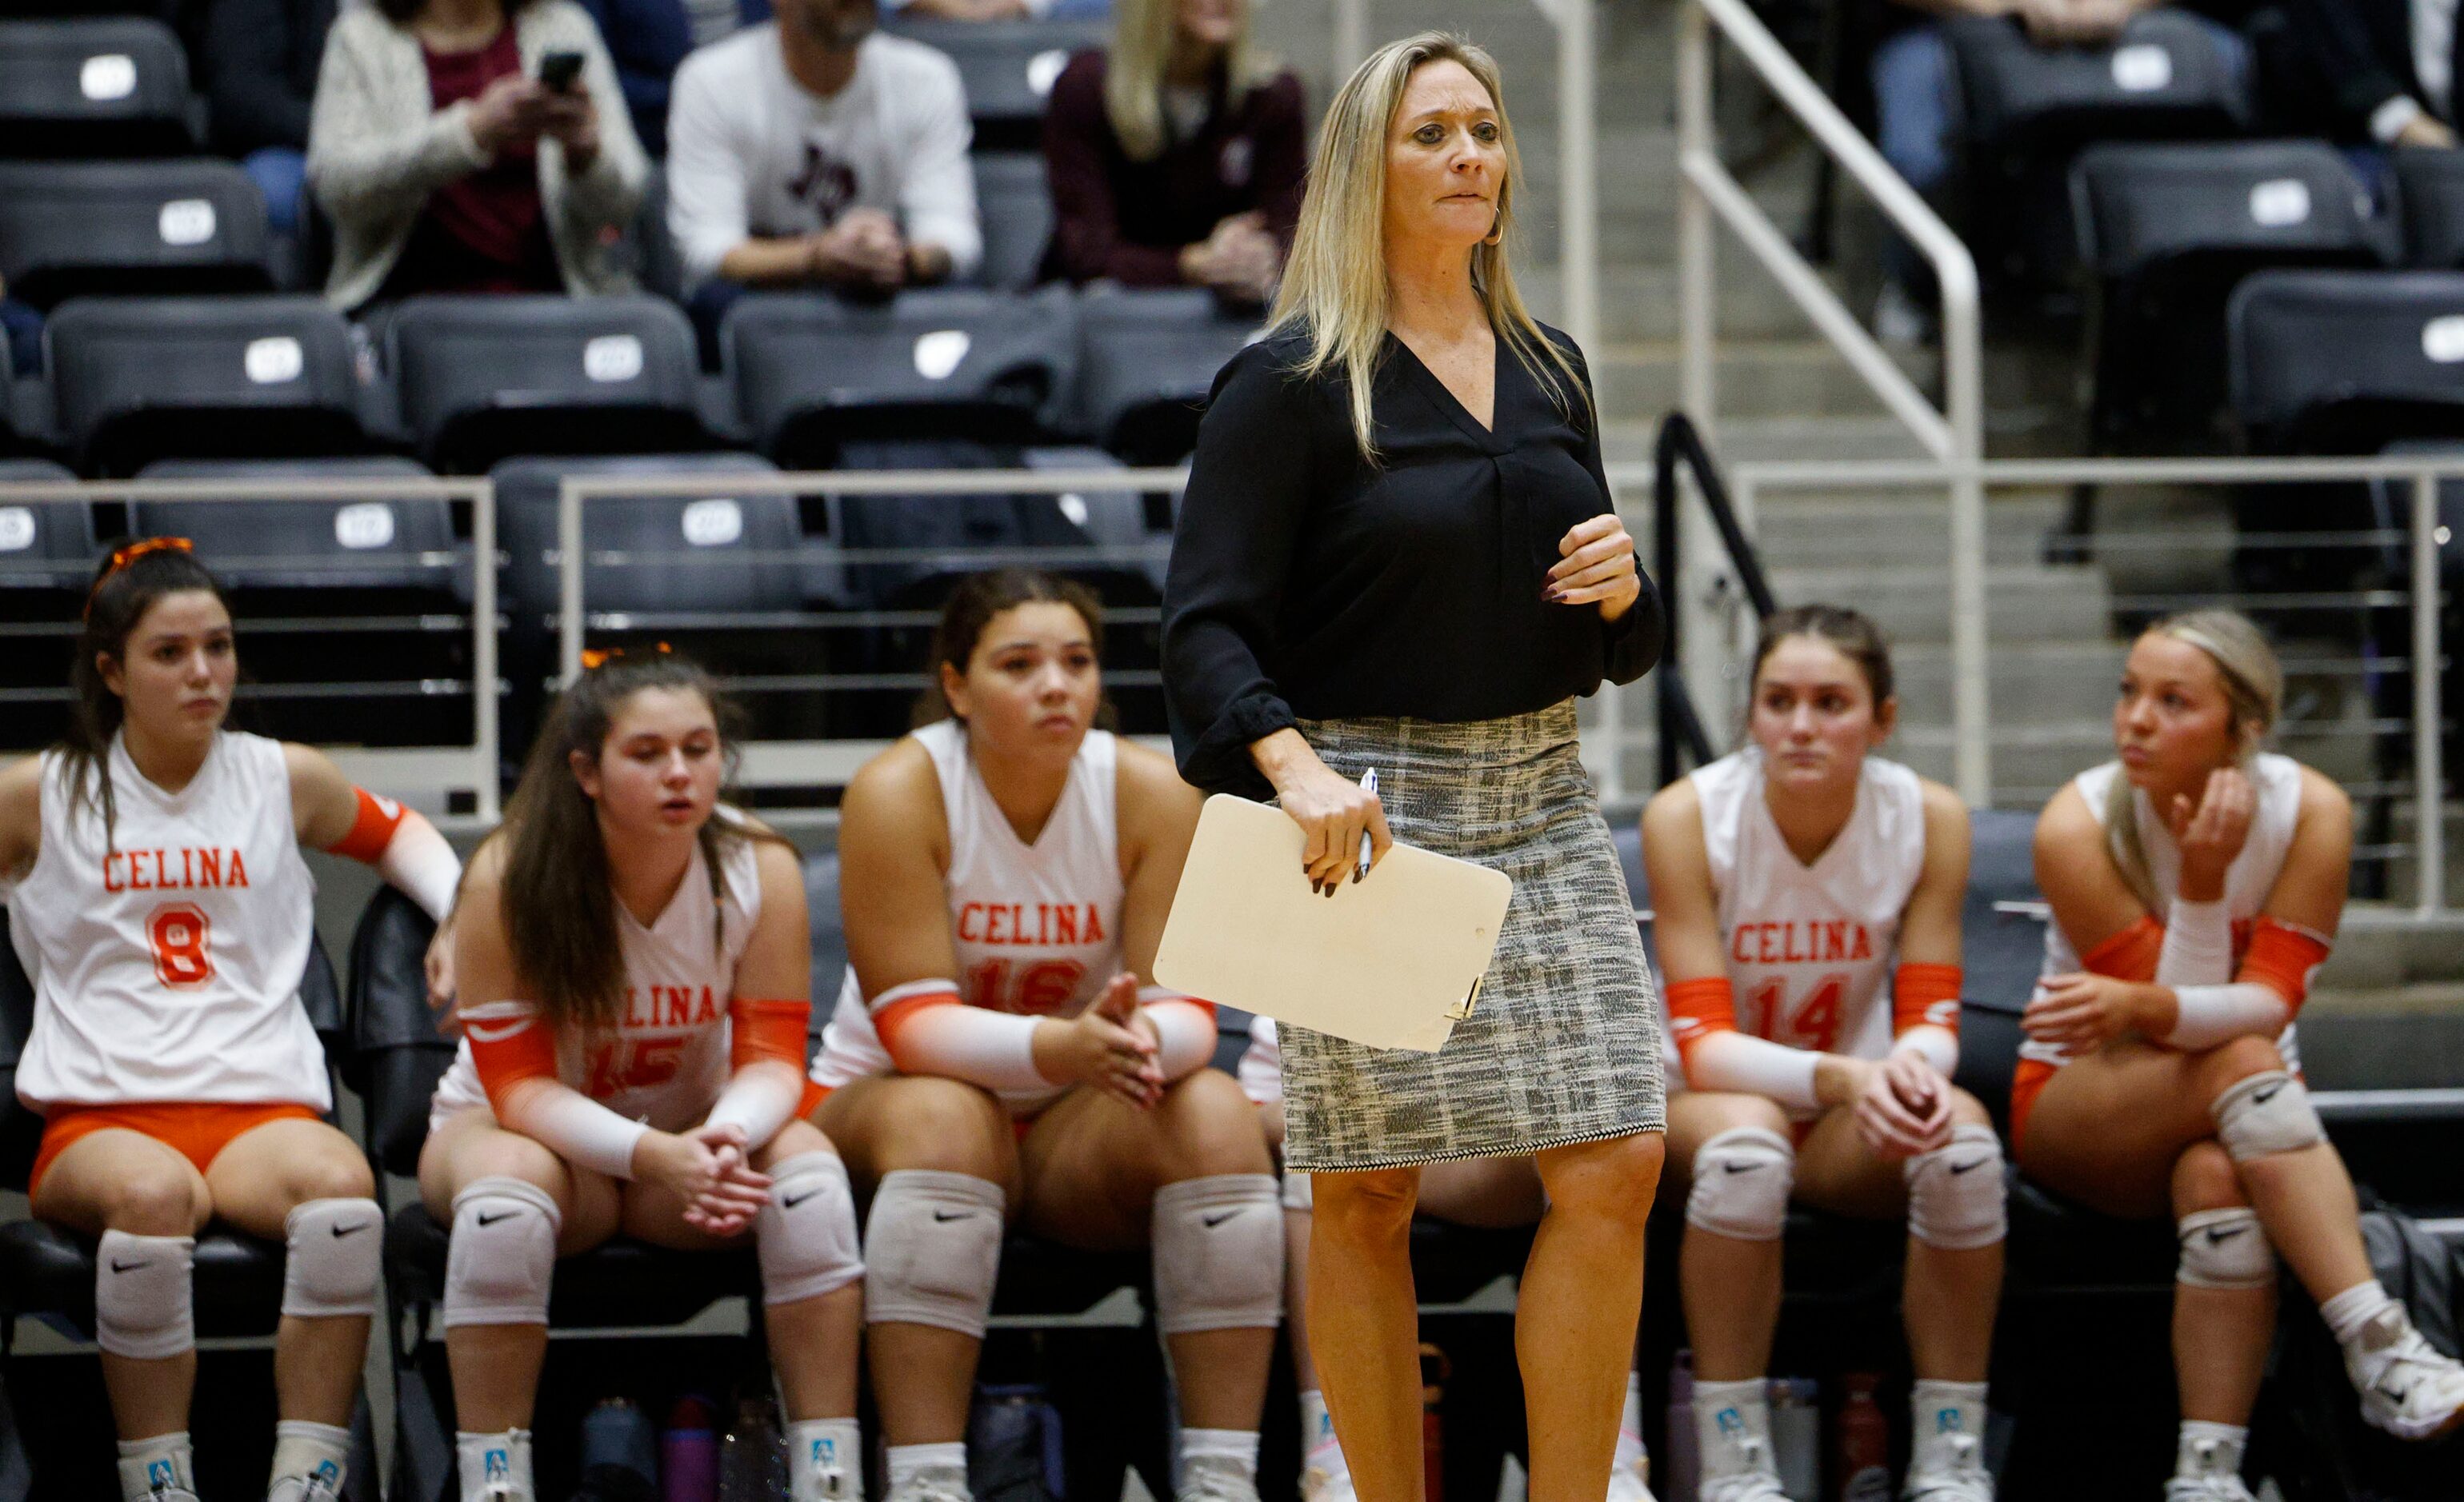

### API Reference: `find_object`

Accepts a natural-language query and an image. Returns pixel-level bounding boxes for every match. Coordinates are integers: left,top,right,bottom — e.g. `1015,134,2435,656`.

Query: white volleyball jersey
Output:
2023,752,2305,1071
812,718,1125,1113
6,731,328,1113
430,822,764,1132
1678,748,1930,1073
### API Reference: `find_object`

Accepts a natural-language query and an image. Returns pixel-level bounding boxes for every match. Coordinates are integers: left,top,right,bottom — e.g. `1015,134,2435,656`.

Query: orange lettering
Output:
1782,924,1806,964
227,849,248,888
1056,905,1078,945
1850,925,1872,961
986,905,1009,944
958,903,983,942
696,987,718,1023
1085,906,1104,943
1731,925,1752,964
199,848,221,886
130,851,152,890
103,853,122,893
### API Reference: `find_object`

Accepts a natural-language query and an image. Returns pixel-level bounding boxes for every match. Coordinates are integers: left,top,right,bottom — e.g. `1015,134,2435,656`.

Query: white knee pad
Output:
282,1197,383,1320
1151,1173,1283,1335
2212,1071,2326,1162
2177,1207,2275,1290
1903,1124,2008,1251
756,1152,865,1308
1280,1170,1311,1212
1686,1128,1794,1243
863,1169,1004,1338
94,1230,195,1360
443,1176,560,1328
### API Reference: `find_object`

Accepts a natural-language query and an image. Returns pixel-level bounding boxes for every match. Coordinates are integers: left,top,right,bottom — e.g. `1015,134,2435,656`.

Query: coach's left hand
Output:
1547,514,1642,624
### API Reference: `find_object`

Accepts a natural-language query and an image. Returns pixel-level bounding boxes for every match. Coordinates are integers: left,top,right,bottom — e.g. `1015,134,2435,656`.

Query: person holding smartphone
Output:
306,0,648,314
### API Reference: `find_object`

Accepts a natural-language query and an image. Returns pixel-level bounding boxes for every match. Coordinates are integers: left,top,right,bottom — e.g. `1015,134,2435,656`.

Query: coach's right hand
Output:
1253,729,1393,895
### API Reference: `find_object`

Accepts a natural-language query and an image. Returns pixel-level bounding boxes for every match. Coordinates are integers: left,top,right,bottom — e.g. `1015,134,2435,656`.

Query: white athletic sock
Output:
1178,1428,1260,1490
1299,1388,1346,1472
118,1432,194,1501
2321,1280,2398,1345
1909,1380,1988,1472
2175,1421,2248,1479
269,1419,352,1497
1692,1378,1774,1480
790,1419,864,1502
886,1441,967,1493
1614,1369,1646,1469
456,1428,533,1501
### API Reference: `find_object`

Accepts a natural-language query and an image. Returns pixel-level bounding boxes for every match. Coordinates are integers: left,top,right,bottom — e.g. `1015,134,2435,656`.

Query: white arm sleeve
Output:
2158,897,2234,987
1138,988,1215,1081
664,51,755,288
899,57,982,278
877,981,1050,1092
702,1064,804,1149
506,1085,650,1181
1890,1024,1958,1078
1685,1031,1822,1112
2162,985,2291,1053
378,813,462,923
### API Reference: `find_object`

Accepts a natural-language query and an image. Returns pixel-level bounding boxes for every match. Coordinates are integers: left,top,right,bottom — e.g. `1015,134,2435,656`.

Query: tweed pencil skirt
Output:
1276,699,1666,1172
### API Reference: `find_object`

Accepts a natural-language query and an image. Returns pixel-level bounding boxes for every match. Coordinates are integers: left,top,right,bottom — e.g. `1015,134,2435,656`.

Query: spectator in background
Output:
306,0,648,314
203,0,338,236
886,0,1110,23
664,0,981,339
1038,0,1302,303
2270,0,2458,151
1867,0,2250,341
578,0,754,154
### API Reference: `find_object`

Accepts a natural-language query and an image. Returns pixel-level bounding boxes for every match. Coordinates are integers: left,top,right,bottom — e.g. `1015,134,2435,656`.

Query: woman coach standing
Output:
1159,31,1666,1502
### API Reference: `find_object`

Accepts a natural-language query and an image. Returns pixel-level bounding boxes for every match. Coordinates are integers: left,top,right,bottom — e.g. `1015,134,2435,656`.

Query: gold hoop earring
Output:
1483,216,1503,246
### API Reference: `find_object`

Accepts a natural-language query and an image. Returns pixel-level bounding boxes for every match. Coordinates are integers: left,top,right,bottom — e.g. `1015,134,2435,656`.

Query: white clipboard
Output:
1152,795,1514,1053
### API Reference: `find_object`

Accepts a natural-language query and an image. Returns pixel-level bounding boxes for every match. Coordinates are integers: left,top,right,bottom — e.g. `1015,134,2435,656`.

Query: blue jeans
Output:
1,298,41,378
243,146,309,238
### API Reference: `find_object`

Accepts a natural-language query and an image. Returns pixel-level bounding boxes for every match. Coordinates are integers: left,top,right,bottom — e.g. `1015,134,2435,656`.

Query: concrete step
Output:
1749,495,2066,569
1593,340,1938,422
1890,641,2123,726
1764,563,2110,644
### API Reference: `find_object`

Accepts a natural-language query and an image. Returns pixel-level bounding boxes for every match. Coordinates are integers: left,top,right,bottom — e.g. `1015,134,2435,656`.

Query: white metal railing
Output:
1728,454,2454,921
0,476,499,823
1677,0,1990,805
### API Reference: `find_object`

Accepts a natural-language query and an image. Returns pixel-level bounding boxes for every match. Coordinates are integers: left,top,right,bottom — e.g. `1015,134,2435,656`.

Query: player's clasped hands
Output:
1852,1051,1956,1160
640,1121,774,1236
1034,975,1166,1109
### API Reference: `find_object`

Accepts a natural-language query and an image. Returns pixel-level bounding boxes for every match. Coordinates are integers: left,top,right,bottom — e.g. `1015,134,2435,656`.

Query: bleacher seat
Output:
2071,141,2384,449
133,457,459,595
880,17,1105,150
0,159,270,309
46,296,364,475
385,294,707,473
2230,270,2464,453
2394,148,2464,269
0,17,196,158
973,151,1054,293
0,458,92,596
724,287,1076,469
1073,286,1259,464
1940,9,2249,293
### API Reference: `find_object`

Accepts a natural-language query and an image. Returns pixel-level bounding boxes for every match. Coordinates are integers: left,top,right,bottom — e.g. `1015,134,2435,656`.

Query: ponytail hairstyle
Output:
2104,609,2282,914
498,651,778,1032
1744,603,1897,737
914,568,1116,730
58,539,231,848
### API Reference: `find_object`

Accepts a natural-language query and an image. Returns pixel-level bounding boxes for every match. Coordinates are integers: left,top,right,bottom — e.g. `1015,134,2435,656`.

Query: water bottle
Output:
1766,1379,1818,1502
663,1396,722,1502
1663,1350,1699,1502
720,1394,788,1502
576,1398,659,1502
1832,1375,1890,1502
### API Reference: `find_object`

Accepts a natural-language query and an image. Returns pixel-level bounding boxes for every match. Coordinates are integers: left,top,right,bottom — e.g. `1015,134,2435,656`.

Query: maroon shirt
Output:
379,25,561,299
1038,50,1305,290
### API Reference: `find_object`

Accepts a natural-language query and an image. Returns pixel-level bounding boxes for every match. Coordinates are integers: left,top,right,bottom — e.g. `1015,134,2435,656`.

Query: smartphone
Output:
537,50,584,92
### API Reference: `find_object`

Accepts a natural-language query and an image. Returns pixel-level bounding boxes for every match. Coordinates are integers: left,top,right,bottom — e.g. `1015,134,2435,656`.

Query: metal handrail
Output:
1651,413,1775,788
1677,0,1990,805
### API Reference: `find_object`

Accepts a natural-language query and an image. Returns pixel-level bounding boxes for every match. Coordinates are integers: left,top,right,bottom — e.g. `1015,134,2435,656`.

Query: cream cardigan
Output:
306,0,648,310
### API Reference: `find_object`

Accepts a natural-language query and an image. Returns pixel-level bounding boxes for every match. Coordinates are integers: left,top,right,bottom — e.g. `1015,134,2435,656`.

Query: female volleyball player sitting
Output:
810,569,1282,1502
419,653,863,1502
2015,611,2464,1500
0,540,459,1502
1641,605,2000,1502
1238,1016,1659,1502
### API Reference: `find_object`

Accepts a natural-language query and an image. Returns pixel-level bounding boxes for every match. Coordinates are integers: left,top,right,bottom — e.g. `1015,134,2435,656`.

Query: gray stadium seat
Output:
46,296,363,475
878,18,1104,149
1941,8,2249,294
1072,286,1259,464
973,150,1054,293
133,456,459,594
2229,270,2464,453
2394,147,2464,270
0,458,91,594
723,287,1076,469
0,158,270,309
0,16,197,158
2072,141,2385,448
385,294,708,473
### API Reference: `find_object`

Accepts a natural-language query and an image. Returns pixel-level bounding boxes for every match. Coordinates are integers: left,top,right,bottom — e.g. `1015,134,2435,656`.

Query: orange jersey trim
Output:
31,1101,322,1199
729,997,811,1072
873,986,963,1057
2079,915,2163,983
2238,918,2331,1013
2008,1058,2056,1155
1892,962,1962,1037
328,786,408,864
464,1005,560,1116
1664,976,1736,1076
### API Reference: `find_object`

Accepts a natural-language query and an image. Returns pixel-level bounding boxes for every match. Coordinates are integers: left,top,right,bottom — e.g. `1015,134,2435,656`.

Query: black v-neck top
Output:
1160,323,1665,798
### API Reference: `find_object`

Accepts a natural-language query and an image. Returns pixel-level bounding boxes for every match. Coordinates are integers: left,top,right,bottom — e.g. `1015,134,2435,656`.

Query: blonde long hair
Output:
1268,31,1587,459
1103,0,1279,163
2105,609,2284,913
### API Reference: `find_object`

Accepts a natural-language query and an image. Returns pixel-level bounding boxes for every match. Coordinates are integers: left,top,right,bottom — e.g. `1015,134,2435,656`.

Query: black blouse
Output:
1160,323,1664,798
